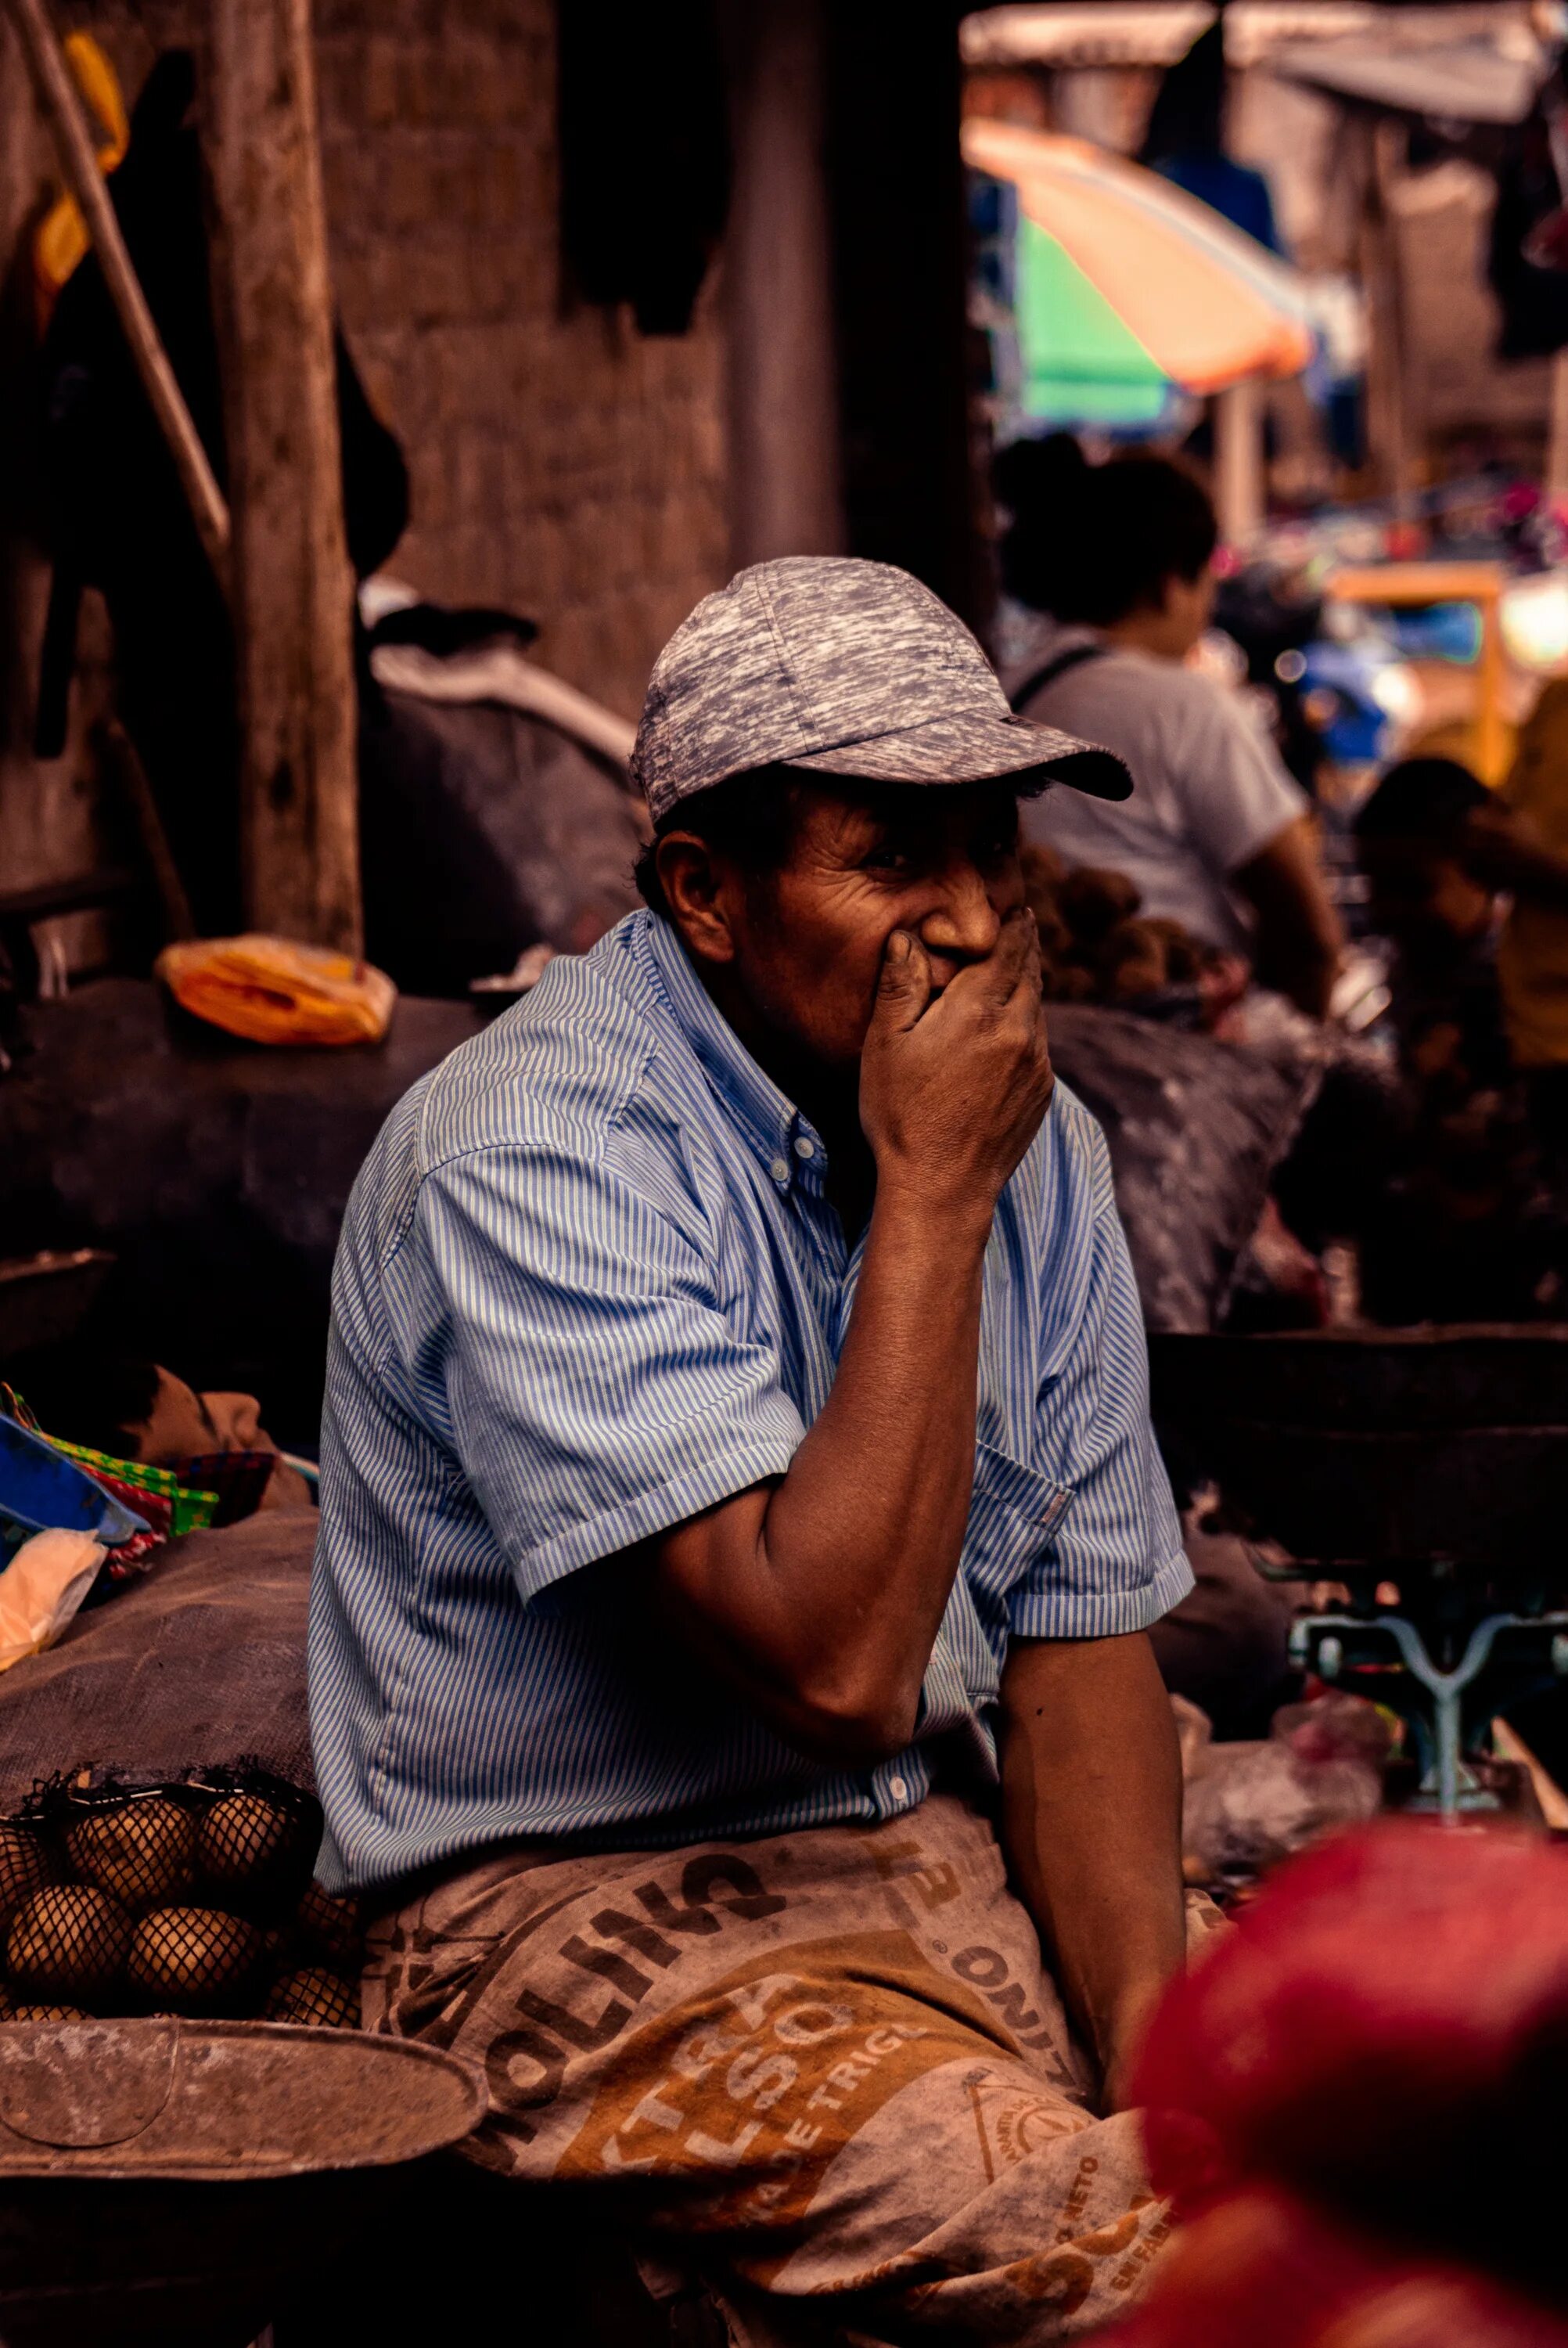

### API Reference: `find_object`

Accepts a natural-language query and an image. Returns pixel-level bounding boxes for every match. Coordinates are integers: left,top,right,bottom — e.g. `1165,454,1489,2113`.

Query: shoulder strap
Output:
1008,639,1108,712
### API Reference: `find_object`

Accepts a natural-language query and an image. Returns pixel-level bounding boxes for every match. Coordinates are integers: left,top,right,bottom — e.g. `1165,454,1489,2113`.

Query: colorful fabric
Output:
311,910,1189,1893
1,1406,217,1583
365,1795,1223,2344
170,1452,279,1529
43,1438,218,1539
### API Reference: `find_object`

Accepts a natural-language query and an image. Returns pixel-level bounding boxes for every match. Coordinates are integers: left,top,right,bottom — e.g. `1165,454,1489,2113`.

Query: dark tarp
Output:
0,1509,315,1809
1047,1004,1316,1334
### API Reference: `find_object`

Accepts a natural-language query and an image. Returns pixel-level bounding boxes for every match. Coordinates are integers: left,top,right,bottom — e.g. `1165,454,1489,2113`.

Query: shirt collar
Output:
635,913,827,1193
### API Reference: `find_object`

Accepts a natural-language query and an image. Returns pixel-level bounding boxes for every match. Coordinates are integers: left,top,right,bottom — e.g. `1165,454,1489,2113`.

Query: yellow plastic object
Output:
1324,561,1510,787
32,35,131,326
155,935,397,1048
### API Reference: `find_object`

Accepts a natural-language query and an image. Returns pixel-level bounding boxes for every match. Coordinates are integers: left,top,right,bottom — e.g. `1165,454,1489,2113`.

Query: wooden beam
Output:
825,3,982,626
207,0,361,955
96,718,196,942
5,0,231,586
720,0,845,567
1360,116,1416,515
1547,350,1568,510
1214,378,1264,550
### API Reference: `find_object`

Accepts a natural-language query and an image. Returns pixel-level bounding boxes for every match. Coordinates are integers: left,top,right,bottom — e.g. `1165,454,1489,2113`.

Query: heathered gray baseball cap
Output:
630,556,1132,821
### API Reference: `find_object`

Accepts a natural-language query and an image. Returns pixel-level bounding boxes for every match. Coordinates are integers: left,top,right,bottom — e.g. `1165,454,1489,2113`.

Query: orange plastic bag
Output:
155,935,397,1047
32,37,130,330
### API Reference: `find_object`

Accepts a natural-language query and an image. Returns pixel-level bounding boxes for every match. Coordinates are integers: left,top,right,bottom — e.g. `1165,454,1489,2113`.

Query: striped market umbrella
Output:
964,120,1314,429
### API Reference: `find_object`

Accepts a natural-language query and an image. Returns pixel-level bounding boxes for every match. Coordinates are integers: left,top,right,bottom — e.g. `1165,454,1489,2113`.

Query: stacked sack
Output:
0,1770,361,2027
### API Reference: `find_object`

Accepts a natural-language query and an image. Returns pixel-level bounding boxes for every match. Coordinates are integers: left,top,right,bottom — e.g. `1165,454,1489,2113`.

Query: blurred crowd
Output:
995,432,1568,1331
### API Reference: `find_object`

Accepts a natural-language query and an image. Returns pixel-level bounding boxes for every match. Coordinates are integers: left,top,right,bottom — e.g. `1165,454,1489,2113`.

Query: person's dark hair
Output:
994,434,1217,625
2,1349,160,1457
633,767,804,920
1354,756,1490,847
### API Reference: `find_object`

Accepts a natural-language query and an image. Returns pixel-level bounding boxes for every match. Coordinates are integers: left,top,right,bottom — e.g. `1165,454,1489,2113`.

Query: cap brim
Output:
784,712,1132,801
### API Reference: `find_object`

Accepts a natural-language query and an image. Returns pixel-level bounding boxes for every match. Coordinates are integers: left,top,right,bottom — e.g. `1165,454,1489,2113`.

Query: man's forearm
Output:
1235,818,1344,1018
1462,808,1568,909
653,909,1053,1762
998,1632,1185,2106
656,1190,991,1757
757,1187,991,1738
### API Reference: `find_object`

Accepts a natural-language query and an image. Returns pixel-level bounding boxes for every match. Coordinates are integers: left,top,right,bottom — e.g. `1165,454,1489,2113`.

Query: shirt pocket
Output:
965,1442,1074,1614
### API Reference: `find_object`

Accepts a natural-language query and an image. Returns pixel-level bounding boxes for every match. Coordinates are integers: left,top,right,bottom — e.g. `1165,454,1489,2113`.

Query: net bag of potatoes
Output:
0,1765,362,2029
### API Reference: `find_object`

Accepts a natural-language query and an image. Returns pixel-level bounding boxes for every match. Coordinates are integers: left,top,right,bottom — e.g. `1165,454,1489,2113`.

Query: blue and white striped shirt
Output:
309,911,1189,1892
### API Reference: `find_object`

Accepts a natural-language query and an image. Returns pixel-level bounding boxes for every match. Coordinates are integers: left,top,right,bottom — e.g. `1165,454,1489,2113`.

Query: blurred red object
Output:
1109,2185,1568,2348
1383,518,1430,561
1125,1821,1568,2320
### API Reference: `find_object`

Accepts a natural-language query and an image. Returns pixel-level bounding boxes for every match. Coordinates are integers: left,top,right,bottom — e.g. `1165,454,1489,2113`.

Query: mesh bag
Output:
127,1905,264,2016
64,1792,198,1910
7,1883,132,2001
264,1965,361,2029
0,1820,56,1927
0,1764,358,2023
188,1767,319,1913
293,1881,363,1973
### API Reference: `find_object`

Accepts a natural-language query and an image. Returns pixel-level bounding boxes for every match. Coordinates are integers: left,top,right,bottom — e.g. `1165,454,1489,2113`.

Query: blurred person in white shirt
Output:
1000,435,1343,1018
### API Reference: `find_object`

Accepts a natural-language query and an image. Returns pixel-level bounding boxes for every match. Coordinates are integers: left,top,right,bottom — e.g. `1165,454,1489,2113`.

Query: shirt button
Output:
793,1136,815,1160
769,1157,790,1184
889,1774,908,1802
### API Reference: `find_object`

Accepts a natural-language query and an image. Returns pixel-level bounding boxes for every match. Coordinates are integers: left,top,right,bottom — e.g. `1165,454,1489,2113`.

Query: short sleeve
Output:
397,1145,807,1600
1169,679,1308,880
1009,1147,1191,1640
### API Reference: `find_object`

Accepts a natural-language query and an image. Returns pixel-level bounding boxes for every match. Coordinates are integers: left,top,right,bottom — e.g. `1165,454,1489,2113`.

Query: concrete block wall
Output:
315,0,728,718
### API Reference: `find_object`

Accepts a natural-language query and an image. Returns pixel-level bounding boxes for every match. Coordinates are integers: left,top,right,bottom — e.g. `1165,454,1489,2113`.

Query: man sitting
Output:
311,559,1196,2343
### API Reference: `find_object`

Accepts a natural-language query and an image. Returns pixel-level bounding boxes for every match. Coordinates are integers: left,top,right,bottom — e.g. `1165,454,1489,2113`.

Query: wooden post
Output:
825,3,981,625
207,0,361,955
1473,582,1508,789
1360,117,1416,515
5,0,231,586
1215,378,1264,549
720,0,846,568
1547,350,1568,511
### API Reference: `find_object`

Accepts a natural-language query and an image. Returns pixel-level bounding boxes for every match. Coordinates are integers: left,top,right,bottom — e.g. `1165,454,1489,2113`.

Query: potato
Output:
128,1907,263,2015
67,1799,197,1910
7,1885,131,2003
0,1824,55,1927
264,1965,359,2029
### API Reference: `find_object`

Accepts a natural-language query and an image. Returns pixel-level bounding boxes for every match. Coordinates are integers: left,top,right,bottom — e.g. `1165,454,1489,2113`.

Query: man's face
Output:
680,778,1029,1069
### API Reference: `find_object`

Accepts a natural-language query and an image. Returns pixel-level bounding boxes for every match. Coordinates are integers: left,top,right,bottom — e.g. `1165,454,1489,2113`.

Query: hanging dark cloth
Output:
556,0,728,336
1487,112,1568,359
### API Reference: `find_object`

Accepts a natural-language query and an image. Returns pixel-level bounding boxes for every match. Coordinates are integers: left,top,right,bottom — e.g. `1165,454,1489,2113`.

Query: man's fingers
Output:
872,928,934,1032
947,907,1038,1009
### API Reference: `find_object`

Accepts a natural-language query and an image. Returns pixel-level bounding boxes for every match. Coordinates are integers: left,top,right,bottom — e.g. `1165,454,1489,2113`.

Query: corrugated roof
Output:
961,4,1531,74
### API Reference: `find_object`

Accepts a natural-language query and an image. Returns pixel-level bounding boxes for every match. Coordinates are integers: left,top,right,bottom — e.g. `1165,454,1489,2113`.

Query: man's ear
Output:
654,832,738,965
